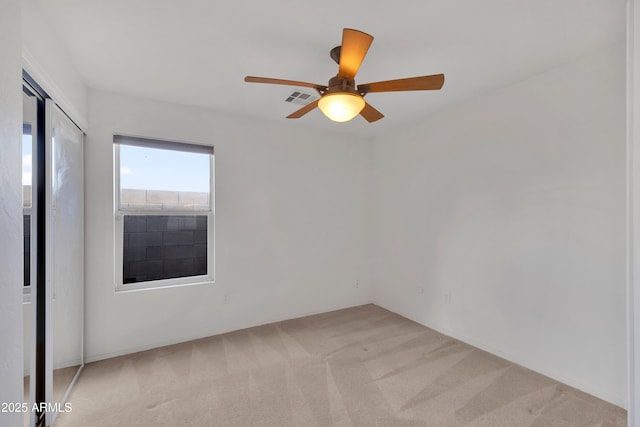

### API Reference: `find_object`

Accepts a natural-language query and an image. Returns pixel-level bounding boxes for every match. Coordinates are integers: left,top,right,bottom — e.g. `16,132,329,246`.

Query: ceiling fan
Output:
245,28,444,123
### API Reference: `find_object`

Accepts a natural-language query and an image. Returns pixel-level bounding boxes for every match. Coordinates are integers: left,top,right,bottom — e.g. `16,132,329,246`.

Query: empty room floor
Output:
54,305,626,426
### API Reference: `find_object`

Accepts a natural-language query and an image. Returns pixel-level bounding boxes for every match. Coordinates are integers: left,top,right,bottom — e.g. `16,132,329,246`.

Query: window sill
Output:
114,276,215,294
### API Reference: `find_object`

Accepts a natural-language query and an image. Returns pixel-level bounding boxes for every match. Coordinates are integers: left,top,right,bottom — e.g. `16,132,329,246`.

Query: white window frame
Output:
113,135,215,292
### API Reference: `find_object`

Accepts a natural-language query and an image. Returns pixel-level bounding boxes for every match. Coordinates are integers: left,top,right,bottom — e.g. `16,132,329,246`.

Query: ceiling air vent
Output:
284,90,318,105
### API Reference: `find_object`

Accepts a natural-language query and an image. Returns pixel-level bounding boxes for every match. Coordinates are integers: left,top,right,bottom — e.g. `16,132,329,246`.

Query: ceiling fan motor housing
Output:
326,75,360,96
330,46,342,64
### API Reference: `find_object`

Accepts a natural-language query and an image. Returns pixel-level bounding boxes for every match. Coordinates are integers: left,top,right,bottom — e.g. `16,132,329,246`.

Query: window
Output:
22,81,43,301
114,135,214,291
23,124,32,289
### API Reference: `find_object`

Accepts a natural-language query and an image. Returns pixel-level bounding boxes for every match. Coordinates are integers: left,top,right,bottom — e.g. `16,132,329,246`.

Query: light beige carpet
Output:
54,304,626,426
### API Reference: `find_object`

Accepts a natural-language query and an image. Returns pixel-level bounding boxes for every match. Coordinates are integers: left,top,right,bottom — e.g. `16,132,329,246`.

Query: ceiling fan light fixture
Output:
318,92,365,122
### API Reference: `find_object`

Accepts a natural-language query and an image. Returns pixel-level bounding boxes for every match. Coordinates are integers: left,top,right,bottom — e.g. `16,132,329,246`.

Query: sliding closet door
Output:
23,86,41,427
44,99,84,426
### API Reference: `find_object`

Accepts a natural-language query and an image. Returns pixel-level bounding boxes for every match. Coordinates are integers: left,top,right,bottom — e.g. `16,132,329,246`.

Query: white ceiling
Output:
38,0,626,135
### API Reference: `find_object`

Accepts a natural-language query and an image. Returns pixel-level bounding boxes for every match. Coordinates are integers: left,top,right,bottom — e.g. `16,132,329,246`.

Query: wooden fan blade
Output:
360,102,384,122
245,76,327,91
358,74,445,94
338,29,374,79
286,99,319,119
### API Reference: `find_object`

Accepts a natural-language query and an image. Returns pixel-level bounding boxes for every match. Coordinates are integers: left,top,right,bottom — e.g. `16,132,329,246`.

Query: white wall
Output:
21,0,88,130
0,0,25,426
84,90,372,361
372,44,627,407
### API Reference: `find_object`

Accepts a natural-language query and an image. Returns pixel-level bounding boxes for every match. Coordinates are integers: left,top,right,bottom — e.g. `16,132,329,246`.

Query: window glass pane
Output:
24,215,30,287
123,215,207,284
119,144,210,211
23,126,32,208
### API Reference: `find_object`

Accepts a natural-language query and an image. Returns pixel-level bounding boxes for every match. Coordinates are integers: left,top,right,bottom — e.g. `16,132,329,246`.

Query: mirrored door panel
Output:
22,87,38,427
45,99,84,426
